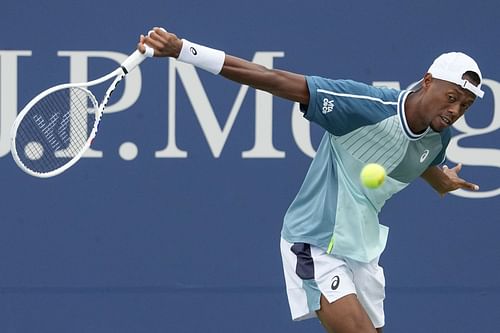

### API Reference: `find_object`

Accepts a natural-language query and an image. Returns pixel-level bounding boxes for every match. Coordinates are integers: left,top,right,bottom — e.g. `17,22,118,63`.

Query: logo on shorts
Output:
331,275,340,290
190,47,198,56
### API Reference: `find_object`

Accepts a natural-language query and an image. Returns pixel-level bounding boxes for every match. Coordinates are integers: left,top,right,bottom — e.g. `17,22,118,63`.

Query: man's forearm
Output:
220,55,309,105
421,166,449,194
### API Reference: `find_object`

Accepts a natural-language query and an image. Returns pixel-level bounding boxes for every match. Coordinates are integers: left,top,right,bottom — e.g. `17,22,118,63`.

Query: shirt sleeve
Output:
300,76,398,136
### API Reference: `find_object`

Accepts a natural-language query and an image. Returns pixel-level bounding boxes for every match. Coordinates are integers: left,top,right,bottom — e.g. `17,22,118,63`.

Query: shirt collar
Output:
397,90,429,140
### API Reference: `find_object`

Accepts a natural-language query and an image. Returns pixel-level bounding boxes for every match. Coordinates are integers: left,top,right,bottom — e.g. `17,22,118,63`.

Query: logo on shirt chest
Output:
420,149,430,163
322,98,334,114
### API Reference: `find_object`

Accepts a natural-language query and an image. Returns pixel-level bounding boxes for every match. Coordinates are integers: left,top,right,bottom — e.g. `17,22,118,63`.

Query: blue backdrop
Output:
1,0,499,332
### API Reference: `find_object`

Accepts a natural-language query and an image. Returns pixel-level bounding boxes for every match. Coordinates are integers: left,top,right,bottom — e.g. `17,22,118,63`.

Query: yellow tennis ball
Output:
360,163,386,189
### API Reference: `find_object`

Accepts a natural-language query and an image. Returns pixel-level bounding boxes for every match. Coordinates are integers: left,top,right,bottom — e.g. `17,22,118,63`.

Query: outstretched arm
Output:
221,55,309,104
137,27,309,105
421,163,479,196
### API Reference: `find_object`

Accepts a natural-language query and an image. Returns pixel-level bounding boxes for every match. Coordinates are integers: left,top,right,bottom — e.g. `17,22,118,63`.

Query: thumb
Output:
137,35,146,53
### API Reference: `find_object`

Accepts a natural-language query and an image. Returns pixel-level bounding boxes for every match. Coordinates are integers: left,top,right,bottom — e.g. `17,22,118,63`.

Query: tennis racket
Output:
10,45,154,178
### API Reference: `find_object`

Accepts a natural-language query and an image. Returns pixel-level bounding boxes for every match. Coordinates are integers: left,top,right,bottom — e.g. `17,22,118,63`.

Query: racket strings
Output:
15,87,97,174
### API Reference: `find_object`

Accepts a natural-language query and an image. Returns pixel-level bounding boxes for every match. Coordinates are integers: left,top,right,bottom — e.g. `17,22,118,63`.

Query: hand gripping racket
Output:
10,45,154,178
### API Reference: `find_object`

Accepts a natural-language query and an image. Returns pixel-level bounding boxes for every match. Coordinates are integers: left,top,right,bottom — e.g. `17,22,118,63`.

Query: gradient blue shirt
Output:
281,76,450,263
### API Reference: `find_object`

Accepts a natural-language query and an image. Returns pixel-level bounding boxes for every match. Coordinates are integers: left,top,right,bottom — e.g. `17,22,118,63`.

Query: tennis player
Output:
138,27,483,333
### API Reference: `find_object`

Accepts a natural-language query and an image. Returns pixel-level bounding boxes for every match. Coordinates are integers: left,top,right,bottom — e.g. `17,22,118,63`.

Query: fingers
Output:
443,163,462,173
149,27,168,37
143,37,164,53
146,28,168,49
137,26,182,58
452,162,463,173
147,27,168,42
137,27,169,56
442,163,480,192
454,171,480,191
458,180,480,191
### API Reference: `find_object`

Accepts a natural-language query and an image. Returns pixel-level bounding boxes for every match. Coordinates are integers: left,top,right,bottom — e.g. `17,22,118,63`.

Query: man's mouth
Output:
440,116,451,125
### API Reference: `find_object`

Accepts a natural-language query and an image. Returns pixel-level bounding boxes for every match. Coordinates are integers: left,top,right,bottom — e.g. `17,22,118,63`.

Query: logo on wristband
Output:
331,275,340,290
190,47,198,56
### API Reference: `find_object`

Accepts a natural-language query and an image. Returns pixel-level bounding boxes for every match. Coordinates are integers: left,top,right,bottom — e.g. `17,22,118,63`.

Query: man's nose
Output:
448,102,461,115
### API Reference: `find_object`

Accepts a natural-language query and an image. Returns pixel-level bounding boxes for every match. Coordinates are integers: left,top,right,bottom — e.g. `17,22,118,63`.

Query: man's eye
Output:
448,95,456,102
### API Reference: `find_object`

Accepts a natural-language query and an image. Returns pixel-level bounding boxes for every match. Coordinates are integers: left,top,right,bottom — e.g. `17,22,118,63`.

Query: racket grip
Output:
121,45,154,73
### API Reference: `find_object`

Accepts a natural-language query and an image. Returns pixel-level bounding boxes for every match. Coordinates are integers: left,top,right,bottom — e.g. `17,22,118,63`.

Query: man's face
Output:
422,74,477,132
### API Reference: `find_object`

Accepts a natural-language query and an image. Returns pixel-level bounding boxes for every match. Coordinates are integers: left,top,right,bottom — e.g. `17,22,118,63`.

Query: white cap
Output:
427,52,484,98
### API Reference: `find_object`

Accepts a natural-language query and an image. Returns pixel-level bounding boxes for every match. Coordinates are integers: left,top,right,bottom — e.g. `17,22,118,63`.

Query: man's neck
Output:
404,91,428,134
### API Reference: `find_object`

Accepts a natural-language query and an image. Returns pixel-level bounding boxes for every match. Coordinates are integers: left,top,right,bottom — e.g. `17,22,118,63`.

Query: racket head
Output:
11,85,100,178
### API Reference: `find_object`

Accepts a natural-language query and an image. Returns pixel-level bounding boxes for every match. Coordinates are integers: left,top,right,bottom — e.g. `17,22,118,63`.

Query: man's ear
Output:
422,73,433,90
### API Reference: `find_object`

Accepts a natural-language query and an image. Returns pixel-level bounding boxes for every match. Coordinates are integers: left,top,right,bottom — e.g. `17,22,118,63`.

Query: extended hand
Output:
441,163,480,193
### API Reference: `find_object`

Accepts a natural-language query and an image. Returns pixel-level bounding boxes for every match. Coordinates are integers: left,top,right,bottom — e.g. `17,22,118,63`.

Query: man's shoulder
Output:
306,76,401,103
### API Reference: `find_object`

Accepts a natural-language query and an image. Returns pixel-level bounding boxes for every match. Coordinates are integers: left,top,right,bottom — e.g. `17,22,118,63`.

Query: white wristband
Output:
177,39,225,75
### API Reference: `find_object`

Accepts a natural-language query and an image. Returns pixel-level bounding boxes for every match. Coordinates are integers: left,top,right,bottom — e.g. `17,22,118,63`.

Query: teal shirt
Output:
281,76,450,263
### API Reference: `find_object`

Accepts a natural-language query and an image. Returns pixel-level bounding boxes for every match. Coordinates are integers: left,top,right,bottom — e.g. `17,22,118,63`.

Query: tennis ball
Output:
360,163,386,189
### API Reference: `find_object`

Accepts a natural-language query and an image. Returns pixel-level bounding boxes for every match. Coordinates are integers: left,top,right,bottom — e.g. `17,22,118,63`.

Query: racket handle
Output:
121,45,154,73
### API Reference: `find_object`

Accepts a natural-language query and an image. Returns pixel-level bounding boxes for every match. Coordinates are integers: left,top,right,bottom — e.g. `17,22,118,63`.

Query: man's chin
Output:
430,122,444,132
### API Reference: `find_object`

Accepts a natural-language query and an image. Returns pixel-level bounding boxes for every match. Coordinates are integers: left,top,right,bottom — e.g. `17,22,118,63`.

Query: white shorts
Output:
280,238,386,328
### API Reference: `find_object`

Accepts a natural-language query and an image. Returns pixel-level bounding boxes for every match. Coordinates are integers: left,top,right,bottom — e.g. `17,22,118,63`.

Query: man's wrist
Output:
177,39,225,75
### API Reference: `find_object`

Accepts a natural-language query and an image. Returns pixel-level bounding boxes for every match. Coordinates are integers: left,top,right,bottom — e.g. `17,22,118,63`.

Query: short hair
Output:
464,71,481,86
